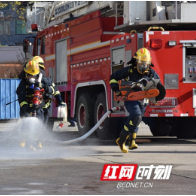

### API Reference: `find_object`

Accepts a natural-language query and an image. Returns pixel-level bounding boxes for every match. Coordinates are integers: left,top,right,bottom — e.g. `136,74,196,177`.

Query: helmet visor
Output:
137,61,150,74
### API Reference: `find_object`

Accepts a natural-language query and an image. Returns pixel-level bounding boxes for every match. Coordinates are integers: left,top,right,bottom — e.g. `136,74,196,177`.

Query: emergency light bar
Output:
168,41,177,46
31,24,38,32
150,39,162,49
149,97,178,108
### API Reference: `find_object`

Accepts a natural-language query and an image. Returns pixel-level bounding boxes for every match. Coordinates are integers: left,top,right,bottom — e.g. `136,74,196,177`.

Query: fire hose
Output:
46,106,124,145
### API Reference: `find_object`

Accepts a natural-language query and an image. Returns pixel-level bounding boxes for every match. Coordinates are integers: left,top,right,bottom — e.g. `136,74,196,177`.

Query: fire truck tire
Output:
175,119,196,138
76,93,95,137
94,92,124,140
149,124,171,136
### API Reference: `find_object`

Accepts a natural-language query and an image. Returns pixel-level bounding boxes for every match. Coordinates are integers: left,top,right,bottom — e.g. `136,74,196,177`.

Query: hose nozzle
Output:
56,122,64,130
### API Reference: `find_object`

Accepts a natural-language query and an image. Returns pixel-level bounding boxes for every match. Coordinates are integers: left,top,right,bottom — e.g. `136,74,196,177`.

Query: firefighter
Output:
110,48,161,153
32,56,66,125
32,56,77,127
18,56,46,79
16,60,60,150
18,56,66,125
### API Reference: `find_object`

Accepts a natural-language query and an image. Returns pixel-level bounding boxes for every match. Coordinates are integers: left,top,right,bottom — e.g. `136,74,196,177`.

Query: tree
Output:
0,1,34,25
0,2,34,77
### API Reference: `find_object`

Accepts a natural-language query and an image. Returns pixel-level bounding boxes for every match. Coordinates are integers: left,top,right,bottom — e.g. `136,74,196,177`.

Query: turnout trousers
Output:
123,101,146,134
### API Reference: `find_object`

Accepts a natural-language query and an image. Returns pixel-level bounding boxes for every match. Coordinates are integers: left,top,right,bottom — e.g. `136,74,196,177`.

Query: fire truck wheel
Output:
149,123,171,136
94,92,124,140
76,93,95,137
175,119,196,138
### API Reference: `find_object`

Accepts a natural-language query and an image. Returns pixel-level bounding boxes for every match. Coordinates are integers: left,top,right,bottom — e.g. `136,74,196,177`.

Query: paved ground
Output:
0,119,196,194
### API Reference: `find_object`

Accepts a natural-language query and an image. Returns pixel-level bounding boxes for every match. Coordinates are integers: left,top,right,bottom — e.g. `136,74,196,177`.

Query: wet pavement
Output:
0,120,196,194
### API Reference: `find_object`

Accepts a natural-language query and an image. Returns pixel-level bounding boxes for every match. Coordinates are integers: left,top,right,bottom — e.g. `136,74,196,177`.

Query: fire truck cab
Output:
25,1,196,139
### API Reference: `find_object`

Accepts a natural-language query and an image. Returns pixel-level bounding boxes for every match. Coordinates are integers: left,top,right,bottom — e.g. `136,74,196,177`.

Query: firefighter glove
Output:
58,101,66,107
55,94,64,106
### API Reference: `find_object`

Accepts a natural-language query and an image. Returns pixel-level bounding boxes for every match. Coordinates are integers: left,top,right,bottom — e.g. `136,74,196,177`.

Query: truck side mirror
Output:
23,39,29,53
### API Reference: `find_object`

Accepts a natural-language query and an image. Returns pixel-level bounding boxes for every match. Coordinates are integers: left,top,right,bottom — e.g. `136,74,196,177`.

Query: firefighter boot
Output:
128,132,138,150
116,131,129,153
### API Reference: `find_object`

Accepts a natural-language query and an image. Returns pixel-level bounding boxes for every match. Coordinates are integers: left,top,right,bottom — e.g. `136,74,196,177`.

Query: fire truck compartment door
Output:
180,40,196,83
125,50,132,65
111,46,126,114
55,39,67,83
111,47,125,65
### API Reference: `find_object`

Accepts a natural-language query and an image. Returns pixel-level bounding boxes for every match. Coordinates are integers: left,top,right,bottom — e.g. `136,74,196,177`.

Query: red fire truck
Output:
25,1,196,139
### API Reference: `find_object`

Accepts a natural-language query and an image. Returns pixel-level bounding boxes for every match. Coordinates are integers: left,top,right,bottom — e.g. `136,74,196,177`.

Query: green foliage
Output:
0,2,8,9
11,2,26,22
0,1,30,24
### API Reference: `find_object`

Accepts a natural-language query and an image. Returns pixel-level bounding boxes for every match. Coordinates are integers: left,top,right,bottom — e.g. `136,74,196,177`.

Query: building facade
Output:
0,2,48,46
0,2,30,46
0,2,48,78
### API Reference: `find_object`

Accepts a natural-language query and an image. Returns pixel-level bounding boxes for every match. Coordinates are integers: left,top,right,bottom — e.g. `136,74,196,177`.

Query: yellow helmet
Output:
134,48,151,74
32,56,45,69
24,60,40,76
